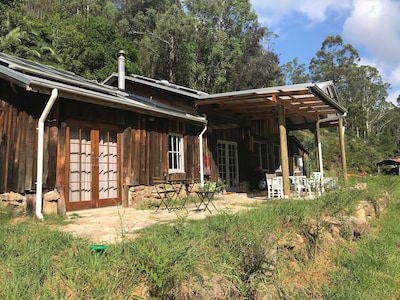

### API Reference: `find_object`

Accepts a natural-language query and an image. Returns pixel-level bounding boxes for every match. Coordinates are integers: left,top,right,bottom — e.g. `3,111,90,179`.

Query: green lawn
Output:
0,175,399,299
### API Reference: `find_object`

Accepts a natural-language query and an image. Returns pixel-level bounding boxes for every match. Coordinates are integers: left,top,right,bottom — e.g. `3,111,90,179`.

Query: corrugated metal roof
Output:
104,73,209,98
0,52,206,124
377,157,400,165
104,72,347,130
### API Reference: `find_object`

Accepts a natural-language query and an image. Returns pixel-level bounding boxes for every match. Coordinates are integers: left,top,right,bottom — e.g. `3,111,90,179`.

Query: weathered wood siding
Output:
0,81,204,195
122,117,202,185
0,100,56,193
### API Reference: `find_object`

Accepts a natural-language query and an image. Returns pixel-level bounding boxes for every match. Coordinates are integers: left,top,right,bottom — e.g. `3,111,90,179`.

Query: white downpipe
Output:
316,115,340,194
36,89,58,220
315,121,324,193
198,124,207,187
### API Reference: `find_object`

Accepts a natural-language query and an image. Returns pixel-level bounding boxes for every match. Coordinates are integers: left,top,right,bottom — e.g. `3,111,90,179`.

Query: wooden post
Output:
338,116,348,186
123,184,129,207
278,104,290,197
57,186,66,216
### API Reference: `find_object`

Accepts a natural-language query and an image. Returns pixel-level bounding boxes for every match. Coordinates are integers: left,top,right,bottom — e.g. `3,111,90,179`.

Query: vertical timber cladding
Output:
0,101,42,194
126,114,169,185
121,113,204,185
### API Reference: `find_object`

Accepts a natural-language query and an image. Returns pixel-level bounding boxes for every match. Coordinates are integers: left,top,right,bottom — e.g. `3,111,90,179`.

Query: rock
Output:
43,190,60,202
348,217,369,239
353,182,367,190
43,191,60,214
354,200,375,221
43,200,58,214
7,191,24,201
375,192,390,215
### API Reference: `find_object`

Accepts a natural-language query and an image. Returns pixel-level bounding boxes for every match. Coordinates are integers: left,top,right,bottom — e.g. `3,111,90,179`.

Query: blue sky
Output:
249,0,400,105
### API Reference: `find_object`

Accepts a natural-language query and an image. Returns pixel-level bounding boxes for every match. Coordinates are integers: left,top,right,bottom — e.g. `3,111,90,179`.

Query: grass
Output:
322,176,400,299
0,175,399,298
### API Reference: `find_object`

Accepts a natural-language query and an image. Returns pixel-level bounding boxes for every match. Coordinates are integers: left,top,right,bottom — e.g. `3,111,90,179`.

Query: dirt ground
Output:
58,192,268,244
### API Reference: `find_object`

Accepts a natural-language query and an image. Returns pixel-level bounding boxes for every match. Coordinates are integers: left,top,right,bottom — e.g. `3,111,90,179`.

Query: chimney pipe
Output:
118,50,125,90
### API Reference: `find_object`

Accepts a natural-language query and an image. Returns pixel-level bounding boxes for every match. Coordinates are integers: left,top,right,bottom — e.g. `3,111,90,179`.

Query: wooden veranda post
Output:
338,116,348,186
278,104,290,197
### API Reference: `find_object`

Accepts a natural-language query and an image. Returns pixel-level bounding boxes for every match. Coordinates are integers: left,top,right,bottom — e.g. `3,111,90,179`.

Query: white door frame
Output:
217,140,239,192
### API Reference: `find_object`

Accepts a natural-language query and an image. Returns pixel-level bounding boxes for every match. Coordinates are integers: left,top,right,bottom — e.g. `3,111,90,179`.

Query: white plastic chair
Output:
309,172,322,196
266,174,284,198
291,176,311,198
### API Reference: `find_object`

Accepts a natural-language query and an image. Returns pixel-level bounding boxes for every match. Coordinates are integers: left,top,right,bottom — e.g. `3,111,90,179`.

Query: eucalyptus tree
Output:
230,25,282,90
351,65,390,139
309,35,360,107
130,3,195,83
181,0,280,93
281,58,310,85
309,35,392,145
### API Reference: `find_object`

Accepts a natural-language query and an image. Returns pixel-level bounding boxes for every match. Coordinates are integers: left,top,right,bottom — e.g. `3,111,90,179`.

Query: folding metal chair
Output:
153,179,176,212
194,174,219,213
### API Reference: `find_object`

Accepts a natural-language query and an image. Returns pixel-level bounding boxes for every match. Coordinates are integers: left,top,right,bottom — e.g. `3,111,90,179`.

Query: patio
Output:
59,193,266,244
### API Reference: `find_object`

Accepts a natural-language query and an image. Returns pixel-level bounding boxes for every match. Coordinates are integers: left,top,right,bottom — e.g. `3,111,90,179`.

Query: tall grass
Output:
322,176,400,299
0,175,399,298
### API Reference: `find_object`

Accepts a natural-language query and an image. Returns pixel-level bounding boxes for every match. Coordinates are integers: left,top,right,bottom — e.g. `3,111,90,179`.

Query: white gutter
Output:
315,115,341,194
198,123,207,187
35,88,58,220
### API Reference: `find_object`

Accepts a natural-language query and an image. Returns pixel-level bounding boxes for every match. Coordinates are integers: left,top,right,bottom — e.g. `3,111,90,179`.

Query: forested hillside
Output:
1,0,399,171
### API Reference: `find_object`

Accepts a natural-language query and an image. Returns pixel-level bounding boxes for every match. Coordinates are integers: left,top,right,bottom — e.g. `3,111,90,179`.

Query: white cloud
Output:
343,0,400,104
250,0,400,104
343,0,400,68
387,88,400,105
250,0,352,26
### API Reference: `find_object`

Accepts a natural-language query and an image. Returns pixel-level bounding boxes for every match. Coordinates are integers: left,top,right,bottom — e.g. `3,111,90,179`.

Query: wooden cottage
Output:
104,70,348,196
0,52,207,216
0,51,348,217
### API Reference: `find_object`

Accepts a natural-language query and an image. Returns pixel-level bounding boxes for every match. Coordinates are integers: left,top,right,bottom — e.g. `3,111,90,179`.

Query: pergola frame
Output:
195,81,348,197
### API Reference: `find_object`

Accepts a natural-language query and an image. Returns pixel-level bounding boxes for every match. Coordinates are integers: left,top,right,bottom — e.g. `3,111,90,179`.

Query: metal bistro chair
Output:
153,178,177,212
194,174,219,213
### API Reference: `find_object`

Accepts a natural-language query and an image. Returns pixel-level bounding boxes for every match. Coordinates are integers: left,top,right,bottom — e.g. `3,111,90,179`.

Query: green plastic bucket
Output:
90,244,108,255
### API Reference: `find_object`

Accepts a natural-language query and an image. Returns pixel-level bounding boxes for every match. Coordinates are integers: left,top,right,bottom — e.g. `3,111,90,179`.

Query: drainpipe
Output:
118,50,125,90
36,89,58,220
315,115,341,193
198,123,207,187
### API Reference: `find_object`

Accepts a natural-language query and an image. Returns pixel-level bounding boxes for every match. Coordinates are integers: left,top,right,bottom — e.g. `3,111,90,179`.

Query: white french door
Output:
217,140,239,192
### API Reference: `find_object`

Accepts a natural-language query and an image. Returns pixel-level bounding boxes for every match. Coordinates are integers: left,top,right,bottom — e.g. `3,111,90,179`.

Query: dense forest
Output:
1,0,399,172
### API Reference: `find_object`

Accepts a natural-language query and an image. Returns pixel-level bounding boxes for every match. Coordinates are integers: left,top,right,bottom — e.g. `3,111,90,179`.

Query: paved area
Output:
59,193,267,244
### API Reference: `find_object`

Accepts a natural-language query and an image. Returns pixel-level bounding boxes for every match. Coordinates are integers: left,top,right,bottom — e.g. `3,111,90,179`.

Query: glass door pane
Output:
98,129,118,200
69,126,92,202
217,140,239,192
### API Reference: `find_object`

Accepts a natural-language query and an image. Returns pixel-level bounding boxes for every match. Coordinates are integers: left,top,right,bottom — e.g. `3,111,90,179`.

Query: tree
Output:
309,35,394,150
281,58,310,84
52,15,139,81
181,0,281,92
0,4,59,63
230,25,282,90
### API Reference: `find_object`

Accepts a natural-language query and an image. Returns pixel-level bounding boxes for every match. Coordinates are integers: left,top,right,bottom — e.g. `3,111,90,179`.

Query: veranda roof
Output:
195,81,347,130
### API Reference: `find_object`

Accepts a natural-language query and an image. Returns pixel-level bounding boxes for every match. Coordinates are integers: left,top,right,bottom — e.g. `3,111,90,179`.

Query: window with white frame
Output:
168,133,184,173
